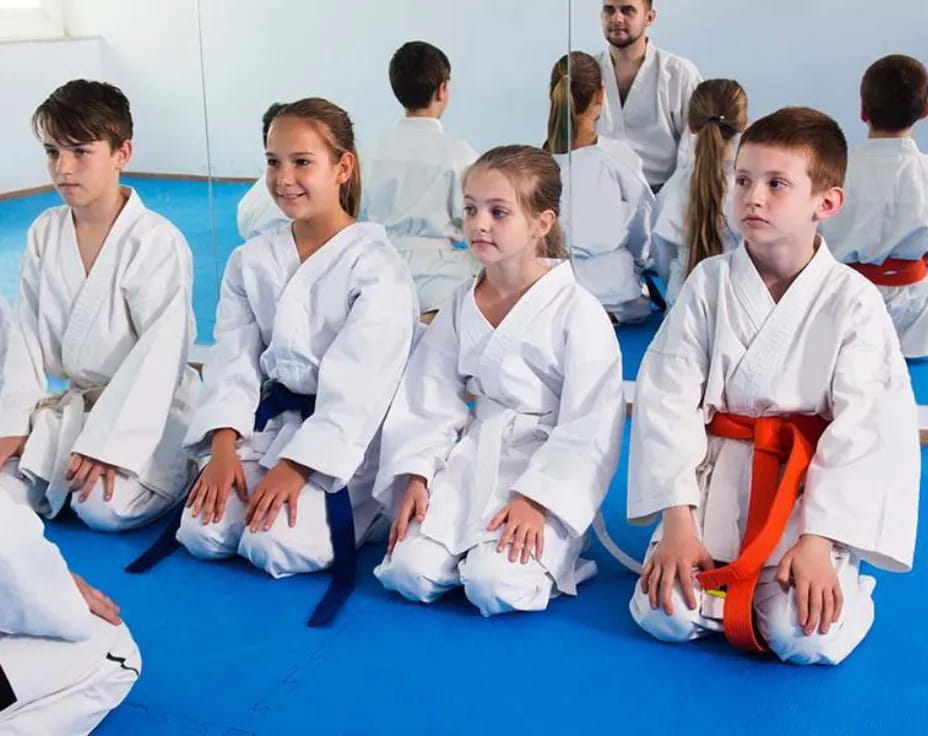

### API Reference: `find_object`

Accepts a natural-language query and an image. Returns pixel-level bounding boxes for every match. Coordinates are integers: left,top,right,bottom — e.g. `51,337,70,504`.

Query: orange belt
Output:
849,255,928,286
695,412,828,653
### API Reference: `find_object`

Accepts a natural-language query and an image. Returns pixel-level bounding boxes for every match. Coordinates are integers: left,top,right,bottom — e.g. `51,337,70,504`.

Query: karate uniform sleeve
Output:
627,269,711,524
0,492,95,641
70,228,195,475
184,247,265,453
0,224,49,438
278,250,417,490
513,297,625,537
673,66,703,173
801,290,920,571
622,168,656,265
372,293,471,512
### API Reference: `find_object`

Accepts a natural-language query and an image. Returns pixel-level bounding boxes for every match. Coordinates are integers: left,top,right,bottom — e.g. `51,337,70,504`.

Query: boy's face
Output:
462,167,553,266
733,143,842,249
601,2,655,49
43,137,131,208
265,116,353,220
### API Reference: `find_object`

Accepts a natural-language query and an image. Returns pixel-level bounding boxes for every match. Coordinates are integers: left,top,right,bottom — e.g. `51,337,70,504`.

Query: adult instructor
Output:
597,1,702,191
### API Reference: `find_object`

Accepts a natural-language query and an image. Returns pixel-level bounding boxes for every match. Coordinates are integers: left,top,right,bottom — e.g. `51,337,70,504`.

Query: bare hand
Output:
388,476,429,556
244,460,309,532
488,493,546,564
72,573,122,625
187,441,248,524
0,434,27,470
67,453,117,503
641,505,715,615
776,534,842,636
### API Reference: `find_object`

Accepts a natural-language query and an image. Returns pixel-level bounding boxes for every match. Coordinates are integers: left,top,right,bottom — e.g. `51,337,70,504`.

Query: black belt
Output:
0,662,16,711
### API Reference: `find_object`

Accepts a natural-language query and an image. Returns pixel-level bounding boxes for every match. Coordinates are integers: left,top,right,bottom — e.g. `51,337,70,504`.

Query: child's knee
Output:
374,534,458,603
754,583,874,666
239,522,333,579
459,544,552,617
176,508,239,560
629,579,705,643
71,494,131,533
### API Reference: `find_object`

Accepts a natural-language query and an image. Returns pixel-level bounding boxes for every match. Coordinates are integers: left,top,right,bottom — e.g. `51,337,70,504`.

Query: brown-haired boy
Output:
822,54,928,358
0,79,198,532
628,107,919,665
365,41,479,322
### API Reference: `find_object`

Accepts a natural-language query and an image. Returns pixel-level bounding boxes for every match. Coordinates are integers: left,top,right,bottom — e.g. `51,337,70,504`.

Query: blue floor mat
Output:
3,180,928,733
44,433,928,735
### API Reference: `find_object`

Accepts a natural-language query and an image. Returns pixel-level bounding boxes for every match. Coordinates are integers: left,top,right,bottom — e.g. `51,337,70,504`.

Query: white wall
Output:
0,37,103,192
196,0,571,177
569,0,928,150
3,0,927,190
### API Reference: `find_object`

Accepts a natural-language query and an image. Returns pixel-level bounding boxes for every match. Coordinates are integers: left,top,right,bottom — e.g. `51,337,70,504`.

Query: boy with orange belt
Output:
627,107,920,665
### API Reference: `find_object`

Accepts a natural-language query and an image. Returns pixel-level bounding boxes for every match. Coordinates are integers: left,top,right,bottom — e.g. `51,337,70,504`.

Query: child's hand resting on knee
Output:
188,428,248,524
388,475,429,556
488,493,546,564
245,459,310,532
67,453,117,502
641,505,715,615
775,534,842,637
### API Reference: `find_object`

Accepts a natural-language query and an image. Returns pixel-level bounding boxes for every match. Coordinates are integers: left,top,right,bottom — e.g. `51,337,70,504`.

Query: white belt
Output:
466,398,553,529
19,385,105,517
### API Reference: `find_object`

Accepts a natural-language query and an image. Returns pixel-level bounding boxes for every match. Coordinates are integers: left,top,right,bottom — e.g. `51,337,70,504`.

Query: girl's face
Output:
43,136,131,209
265,115,352,221
462,167,553,266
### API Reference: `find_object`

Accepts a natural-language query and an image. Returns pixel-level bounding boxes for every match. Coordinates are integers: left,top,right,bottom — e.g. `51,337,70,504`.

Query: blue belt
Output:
127,382,357,627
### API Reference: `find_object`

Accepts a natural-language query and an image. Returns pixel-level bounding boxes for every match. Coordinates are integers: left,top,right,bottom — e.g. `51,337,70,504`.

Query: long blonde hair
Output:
273,97,362,217
543,52,603,155
684,79,748,276
465,145,567,259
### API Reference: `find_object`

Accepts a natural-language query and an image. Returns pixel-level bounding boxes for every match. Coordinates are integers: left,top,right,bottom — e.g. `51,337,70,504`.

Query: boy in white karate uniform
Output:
236,102,290,242
821,55,928,358
0,80,198,531
0,489,140,734
365,41,480,321
629,107,919,665
544,51,655,323
374,146,625,617
597,0,702,191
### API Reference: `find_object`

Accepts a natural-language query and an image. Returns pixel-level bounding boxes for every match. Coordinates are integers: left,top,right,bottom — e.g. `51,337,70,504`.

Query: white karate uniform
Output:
373,261,625,616
628,241,919,665
0,188,199,531
0,296,10,371
236,177,289,242
364,117,480,312
555,137,655,322
0,492,140,734
650,159,741,305
177,222,418,577
597,41,702,190
821,137,928,358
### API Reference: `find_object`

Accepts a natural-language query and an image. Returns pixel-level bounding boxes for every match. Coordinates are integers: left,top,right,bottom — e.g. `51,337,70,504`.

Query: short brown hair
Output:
389,41,451,111
739,107,847,192
861,54,928,132
464,145,566,259
273,98,362,218
32,79,132,150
